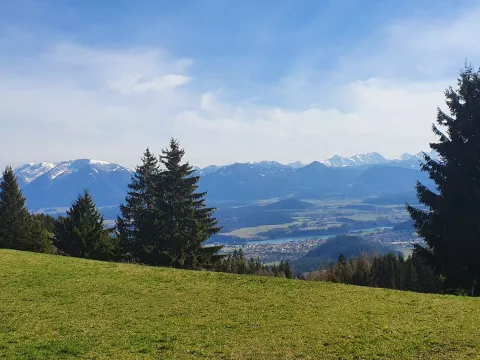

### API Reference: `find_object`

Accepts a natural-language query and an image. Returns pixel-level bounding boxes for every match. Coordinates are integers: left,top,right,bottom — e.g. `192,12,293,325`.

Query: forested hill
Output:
292,235,397,273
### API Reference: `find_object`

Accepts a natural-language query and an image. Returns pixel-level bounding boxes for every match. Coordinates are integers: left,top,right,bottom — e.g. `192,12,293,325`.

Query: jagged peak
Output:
14,159,132,184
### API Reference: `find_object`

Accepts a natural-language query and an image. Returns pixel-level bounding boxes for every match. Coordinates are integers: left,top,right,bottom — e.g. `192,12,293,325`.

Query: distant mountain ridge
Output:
11,150,438,213
320,152,389,167
196,150,439,173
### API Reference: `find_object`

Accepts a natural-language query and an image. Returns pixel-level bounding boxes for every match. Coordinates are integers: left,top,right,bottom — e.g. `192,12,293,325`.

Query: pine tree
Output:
407,65,480,295
0,167,32,250
54,191,117,260
157,138,222,268
116,148,160,263
337,253,347,265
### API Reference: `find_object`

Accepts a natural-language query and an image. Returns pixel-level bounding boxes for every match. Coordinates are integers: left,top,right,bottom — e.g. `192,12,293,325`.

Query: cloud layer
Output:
0,2,479,168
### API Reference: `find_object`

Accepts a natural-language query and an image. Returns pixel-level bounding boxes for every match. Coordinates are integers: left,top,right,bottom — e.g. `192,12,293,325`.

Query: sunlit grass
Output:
1,250,479,359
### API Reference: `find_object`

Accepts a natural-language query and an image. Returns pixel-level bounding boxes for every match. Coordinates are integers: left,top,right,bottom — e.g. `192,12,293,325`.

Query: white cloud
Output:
172,78,442,165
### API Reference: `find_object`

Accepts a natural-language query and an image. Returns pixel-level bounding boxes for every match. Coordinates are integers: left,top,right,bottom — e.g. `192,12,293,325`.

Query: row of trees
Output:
0,139,223,271
213,249,294,278
307,253,440,293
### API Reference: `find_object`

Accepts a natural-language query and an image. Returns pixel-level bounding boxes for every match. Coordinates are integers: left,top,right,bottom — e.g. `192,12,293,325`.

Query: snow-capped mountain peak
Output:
88,159,112,166
14,162,57,185
321,152,388,167
397,150,439,162
14,159,132,185
287,161,305,169
249,161,286,169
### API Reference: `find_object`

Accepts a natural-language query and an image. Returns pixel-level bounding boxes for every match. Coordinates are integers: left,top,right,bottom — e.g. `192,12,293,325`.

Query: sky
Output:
1,0,480,168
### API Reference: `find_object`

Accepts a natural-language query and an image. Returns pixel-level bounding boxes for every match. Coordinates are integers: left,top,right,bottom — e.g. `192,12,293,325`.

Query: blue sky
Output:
1,0,479,168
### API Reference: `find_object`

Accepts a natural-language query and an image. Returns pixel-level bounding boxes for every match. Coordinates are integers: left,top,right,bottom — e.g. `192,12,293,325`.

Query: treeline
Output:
213,249,294,278
0,140,221,269
307,252,441,293
0,139,291,277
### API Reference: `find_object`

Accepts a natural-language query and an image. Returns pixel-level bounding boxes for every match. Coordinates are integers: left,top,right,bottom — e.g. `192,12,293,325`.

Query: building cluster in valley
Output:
227,230,421,262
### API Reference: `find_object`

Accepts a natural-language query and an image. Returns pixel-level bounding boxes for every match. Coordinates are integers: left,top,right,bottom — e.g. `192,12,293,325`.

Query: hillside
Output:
1,250,479,359
293,235,397,273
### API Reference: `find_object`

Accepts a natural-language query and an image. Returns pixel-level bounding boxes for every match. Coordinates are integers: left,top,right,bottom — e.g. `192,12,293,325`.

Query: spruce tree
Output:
337,253,347,265
54,190,116,260
116,148,160,262
407,65,480,295
157,138,222,268
0,167,31,250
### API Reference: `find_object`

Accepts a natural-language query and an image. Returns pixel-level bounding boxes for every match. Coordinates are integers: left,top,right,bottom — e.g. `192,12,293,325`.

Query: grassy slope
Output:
1,250,479,360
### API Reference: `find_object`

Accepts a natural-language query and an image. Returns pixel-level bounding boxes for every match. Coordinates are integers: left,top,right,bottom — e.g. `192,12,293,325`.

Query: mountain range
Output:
12,151,438,214
194,150,438,174
14,159,132,210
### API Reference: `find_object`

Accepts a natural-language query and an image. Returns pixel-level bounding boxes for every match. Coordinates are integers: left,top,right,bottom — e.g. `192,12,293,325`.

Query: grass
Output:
1,250,480,359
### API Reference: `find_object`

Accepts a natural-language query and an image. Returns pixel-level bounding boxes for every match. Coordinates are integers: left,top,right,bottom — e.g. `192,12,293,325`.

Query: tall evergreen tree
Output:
337,253,347,265
25,215,54,254
407,65,480,295
54,190,117,260
156,138,222,268
0,167,53,253
116,148,160,262
0,167,30,250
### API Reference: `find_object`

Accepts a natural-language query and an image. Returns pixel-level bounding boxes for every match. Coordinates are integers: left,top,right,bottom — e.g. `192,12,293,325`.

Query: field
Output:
215,197,411,241
1,250,480,359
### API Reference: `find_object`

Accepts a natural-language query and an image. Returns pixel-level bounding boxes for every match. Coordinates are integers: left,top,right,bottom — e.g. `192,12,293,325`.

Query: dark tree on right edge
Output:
407,65,480,296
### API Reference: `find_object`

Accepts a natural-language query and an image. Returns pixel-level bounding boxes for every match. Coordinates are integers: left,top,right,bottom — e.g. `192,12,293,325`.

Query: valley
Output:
211,196,419,270
12,152,426,271
213,197,411,242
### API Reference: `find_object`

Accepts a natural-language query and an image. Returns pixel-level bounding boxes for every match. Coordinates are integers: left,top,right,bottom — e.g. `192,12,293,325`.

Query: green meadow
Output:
1,249,479,359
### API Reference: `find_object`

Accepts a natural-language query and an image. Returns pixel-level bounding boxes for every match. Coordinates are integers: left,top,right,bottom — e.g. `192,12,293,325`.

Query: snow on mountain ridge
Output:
321,152,388,167
14,159,132,184
14,162,57,185
396,150,439,162
89,159,111,165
